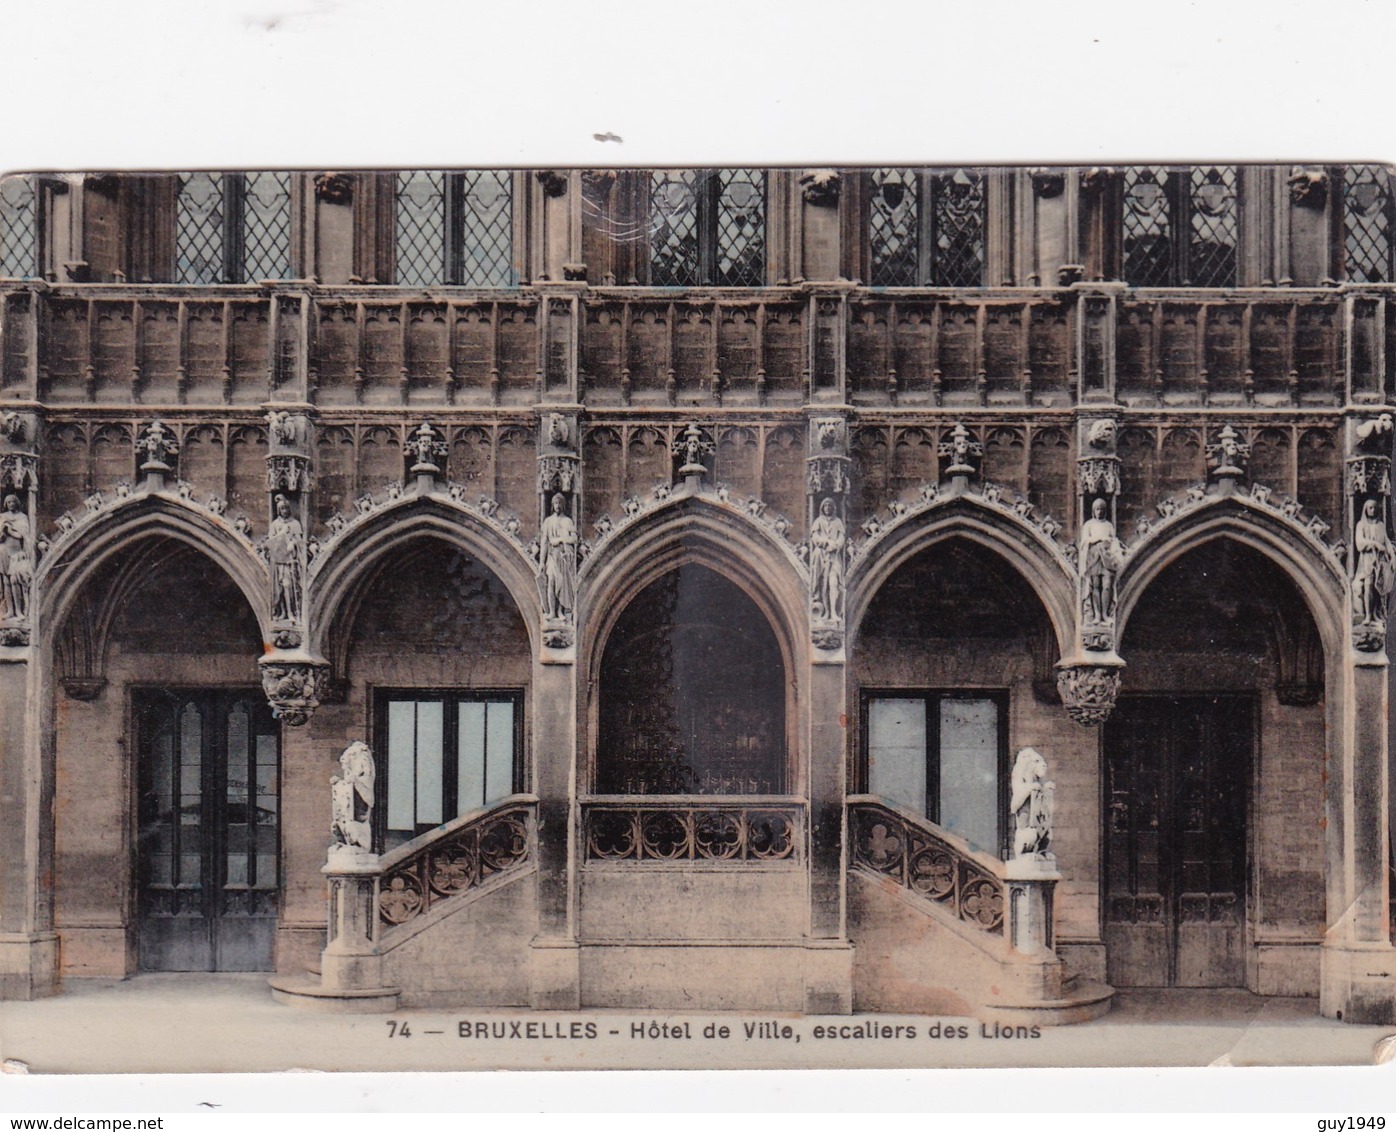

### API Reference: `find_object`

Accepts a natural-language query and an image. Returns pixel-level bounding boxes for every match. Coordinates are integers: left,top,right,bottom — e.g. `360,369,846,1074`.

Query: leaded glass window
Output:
648,169,766,287
1121,166,1237,287
0,175,38,279
394,170,515,288
175,172,292,284
1342,165,1394,283
869,168,919,286
867,169,985,287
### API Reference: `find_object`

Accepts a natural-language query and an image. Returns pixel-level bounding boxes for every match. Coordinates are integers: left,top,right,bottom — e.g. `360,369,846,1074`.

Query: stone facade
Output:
1,165,1393,1023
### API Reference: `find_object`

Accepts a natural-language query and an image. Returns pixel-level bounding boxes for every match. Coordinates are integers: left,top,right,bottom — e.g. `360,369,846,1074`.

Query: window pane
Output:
869,168,919,287
931,170,984,287
178,702,203,886
225,703,250,887
241,171,292,281
1344,165,1392,283
414,701,444,826
0,175,37,279
457,700,486,813
715,169,765,286
938,698,999,854
458,170,514,287
650,170,702,287
868,698,927,815
396,170,446,286
485,701,515,804
1187,166,1237,286
386,701,416,832
1122,166,1172,286
176,172,226,284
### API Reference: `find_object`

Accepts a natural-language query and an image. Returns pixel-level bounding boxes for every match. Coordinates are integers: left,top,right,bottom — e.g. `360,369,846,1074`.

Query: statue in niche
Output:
1079,497,1122,626
1010,747,1055,859
809,497,847,623
1352,498,1395,627
538,492,578,622
267,493,304,623
330,740,376,854
0,494,32,621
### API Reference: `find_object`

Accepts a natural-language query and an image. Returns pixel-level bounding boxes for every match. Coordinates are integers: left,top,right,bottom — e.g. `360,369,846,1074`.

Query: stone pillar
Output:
1005,857,1060,957
529,657,579,1008
0,410,56,997
1321,413,1396,1023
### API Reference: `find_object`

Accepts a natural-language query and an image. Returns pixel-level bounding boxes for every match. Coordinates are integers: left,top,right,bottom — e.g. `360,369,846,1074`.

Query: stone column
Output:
803,413,853,1010
1321,414,1396,1024
0,410,56,998
259,408,325,725
530,408,581,1007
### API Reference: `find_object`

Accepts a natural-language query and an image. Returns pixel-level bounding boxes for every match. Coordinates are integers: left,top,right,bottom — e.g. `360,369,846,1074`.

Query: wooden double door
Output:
1103,695,1251,987
134,689,280,971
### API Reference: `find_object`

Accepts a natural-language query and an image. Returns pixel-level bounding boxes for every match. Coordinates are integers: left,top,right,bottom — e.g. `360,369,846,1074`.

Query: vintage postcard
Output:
1,160,1395,1092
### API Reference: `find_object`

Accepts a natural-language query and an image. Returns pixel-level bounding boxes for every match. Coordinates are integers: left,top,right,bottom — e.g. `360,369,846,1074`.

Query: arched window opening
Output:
596,563,788,795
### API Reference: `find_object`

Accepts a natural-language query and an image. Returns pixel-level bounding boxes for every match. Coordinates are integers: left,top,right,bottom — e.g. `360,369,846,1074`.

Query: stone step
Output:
267,973,400,1014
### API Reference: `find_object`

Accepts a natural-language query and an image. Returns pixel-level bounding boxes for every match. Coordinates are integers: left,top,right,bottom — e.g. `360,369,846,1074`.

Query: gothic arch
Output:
308,493,543,674
37,493,272,644
1116,497,1348,659
577,494,808,689
846,495,1078,660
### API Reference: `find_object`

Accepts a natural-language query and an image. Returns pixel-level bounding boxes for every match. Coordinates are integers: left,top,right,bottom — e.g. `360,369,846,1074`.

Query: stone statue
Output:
331,740,376,853
538,492,578,621
1010,747,1055,859
0,494,32,621
267,493,304,623
136,420,178,470
1086,418,1117,452
809,497,847,622
1079,497,1122,625
1352,498,1395,627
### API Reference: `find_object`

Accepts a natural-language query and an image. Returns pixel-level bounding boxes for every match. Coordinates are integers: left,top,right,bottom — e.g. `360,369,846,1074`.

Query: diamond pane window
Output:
869,168,920,287
1122,166,1173,286
1121,166,1237,287
650,170,702,287
240,172,292,282
176,173,227,285
458,170,515,287
931,170,986,287
1343,165,1393,283
715,169,765,287
648,169,766,287
395,171,515,287
0,175,37,279
396,170,447,287
1187,166,1237,287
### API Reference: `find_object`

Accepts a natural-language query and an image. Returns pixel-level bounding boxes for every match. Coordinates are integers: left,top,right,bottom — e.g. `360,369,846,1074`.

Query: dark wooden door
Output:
1104,695,1250,987
135,689,280,971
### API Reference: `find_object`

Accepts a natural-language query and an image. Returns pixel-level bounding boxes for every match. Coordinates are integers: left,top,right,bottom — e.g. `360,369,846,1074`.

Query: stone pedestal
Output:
1004,856,1060,957
528,937,581,1009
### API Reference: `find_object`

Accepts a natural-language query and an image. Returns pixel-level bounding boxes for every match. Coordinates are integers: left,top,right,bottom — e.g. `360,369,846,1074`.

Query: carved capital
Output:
536,170,568,199
811,626,843,651
314,172,354,205
260,659,325,726
266,454,311,494
1346,455,1392,498
799,170,841,207
1078,456,1120,497
0,453,38,495
1287,168,1329,209
0,623,30,648
538,454,579,495
1079,167,1117,194
807,455,852,497
62,676,107,701
1029,169,1065,199
1056,664,1122,726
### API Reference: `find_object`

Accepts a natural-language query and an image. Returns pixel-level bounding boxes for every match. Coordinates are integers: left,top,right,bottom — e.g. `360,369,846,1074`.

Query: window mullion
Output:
224,174,245,285
918,172,934,285
445,174,462,286
1170,170,1189,286
700,171,718,286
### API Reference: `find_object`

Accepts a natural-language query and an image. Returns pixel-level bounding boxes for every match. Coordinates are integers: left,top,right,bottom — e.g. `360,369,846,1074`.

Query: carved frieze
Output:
1055,663,1122,726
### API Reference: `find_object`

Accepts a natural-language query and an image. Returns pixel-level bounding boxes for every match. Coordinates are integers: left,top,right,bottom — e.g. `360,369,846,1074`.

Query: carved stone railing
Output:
582,798,802,863
847,795,1008,935
845,292,1075,408
376,797,535,930
7,282,1389,411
